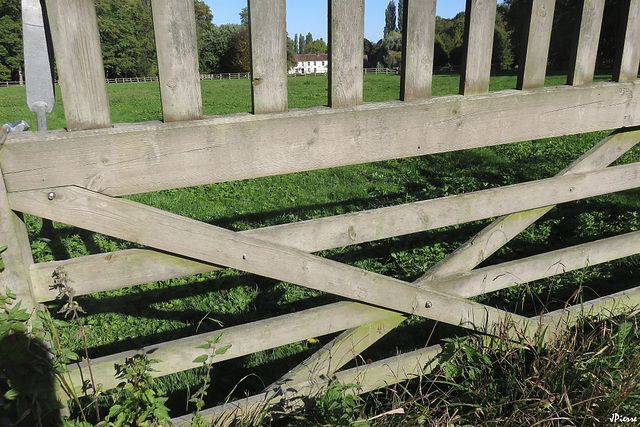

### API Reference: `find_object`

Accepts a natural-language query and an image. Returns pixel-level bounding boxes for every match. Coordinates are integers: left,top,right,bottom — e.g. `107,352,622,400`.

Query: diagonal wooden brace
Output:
8,185,536,335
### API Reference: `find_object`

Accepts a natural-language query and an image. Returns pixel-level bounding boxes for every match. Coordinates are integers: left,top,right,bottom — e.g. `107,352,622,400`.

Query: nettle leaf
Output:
10,321,27,333
215,344,232,355
63,349,80,361
193,354,208,364
4,388,19,400
107,404,123,418
196,343,211,349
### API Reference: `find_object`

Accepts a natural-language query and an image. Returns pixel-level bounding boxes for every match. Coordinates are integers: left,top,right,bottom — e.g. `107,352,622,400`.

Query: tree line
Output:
367,0,625,72
0,0,630,81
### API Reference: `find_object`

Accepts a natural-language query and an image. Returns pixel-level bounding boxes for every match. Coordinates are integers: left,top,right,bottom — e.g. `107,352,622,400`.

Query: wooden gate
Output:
2,0,640,424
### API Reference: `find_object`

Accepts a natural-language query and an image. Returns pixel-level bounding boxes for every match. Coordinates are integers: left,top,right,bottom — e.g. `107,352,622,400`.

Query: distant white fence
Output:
1,69,401,87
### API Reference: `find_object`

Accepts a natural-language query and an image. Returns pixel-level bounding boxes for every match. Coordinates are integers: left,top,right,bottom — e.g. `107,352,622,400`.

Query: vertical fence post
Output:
329,0,365,107
44,0,111,130
459,0,497,95
567,0,605,85
613,0,640,82
517,0,556,90
249,0,288,114
151,0,203,122
401,0,436,100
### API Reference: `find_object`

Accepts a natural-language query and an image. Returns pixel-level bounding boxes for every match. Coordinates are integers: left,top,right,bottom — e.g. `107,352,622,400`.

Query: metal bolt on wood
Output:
47,192,55,200
425,301,433,308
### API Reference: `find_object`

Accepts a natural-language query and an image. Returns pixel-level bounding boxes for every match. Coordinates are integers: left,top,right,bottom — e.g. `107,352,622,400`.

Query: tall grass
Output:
291,309,640,426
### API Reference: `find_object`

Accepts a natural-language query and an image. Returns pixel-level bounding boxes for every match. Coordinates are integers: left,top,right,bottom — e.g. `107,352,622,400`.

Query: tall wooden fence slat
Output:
517,0,556,90
44,0,111,130
567,0,605,85
151,0,203,122
249,0,288,113
329,0,365,107
400,0,436,100
613,0,640,82
459,0,497,95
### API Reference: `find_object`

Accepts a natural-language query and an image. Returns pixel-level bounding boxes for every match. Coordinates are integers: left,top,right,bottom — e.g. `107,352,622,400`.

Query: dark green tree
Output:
501,0,622,72
397,0,403,35
96,0,157,78
364,38,381,67
304,38,327,54
199,23,243,73
380,30,402,68
0,0,23,81
298,33,306,55
434,13,465,67
287,35,297,70
239,6,249,26
384,0,397,36
228,27,250,72
194,0,214,64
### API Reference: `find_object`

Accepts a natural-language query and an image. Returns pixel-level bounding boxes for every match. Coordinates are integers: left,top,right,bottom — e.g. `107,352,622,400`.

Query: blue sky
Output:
202,0,468,42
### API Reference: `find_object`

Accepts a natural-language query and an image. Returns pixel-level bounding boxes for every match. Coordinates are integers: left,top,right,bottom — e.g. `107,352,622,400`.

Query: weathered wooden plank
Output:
249,0,288,113
420,128,640,280
271,222,640,388
459,0,497,95
400,0,436,100
246,161,640,253
268,128,640,387
428,231,640,298
613,0,640,82
541,284,640,332
66,221,636,397
2,82,639,197
172,343,440,426
44,0,111,130
0,166,36,311
9,185,529,332
177,284,640,426
29,248,219,303
28,153,640,301
567,0,605,85
266,313,406,388
329,0,365,107
173,343,441,426
517,0,556,90
62,301,393,395
151,0,203,122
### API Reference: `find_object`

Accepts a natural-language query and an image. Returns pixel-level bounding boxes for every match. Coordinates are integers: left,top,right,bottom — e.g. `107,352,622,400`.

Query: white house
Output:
290,53,328,75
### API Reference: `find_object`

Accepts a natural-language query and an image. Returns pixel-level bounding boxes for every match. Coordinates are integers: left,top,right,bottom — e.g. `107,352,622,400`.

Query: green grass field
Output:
0,71,613,129
1,72,639,425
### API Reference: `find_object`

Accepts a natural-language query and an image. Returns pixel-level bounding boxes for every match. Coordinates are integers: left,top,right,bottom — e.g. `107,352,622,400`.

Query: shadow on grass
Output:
0,333,62,426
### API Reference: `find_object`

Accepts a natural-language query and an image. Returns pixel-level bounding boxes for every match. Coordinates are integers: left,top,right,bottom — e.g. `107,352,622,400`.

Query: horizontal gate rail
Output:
1,82,639,197
25,155,640,301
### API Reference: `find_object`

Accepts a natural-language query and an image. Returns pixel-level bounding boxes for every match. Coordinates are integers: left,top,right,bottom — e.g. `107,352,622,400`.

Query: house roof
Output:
294,54,328,62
